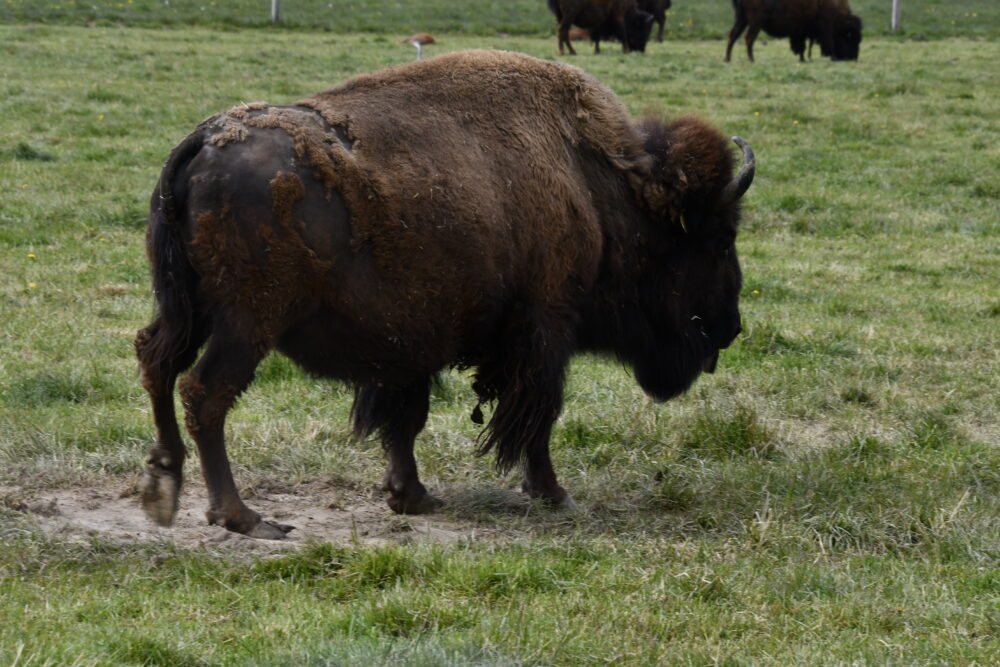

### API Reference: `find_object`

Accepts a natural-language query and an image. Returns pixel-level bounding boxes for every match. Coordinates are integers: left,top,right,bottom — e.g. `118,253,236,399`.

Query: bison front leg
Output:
557,19,577,56
614,17,631,54
135,317,207,527
744,25,761,62
790,35,807,62
725,14,748,62
180,332,293,539
352,378,442,515
481,323,575,509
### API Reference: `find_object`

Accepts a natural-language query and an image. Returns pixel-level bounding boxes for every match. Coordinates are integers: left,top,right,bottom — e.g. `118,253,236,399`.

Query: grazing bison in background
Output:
549,0,654,55
638,0,671,42
589,6,656,52
725,0,862,63
135,50,755,539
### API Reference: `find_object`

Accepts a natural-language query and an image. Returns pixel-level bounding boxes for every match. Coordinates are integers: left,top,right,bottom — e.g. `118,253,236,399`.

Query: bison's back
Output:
743,0,823,36
173,51,651,380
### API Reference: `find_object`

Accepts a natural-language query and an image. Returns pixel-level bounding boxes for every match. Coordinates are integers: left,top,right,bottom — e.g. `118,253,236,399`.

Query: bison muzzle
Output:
135,50,755,539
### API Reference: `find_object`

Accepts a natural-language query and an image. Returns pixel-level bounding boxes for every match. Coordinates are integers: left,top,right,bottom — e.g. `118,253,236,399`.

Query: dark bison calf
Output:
135,50,754,539
725,0,862,63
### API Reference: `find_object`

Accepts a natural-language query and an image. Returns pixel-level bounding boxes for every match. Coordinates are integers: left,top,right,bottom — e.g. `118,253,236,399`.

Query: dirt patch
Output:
0,480,499,554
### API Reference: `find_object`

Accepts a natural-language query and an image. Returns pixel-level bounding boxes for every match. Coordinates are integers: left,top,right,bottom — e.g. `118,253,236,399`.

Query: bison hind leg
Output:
179,328,295,539
135,315,208,528
140,462,181,527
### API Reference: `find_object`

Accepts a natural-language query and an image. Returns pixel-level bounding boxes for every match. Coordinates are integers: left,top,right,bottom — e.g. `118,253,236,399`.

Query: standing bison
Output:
725,0,862,63
135,50,754,539
549,0,654,55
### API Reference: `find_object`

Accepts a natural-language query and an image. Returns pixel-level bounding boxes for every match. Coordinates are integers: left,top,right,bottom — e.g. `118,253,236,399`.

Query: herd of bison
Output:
134,1,861,539
551,0,862,62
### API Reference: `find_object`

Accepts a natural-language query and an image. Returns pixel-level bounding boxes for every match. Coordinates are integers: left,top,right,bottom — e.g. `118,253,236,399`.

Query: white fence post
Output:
891,0,902,32
271,0,280,24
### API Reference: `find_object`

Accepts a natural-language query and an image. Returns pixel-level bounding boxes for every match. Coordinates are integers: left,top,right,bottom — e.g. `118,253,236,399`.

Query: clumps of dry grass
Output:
678,402,781,460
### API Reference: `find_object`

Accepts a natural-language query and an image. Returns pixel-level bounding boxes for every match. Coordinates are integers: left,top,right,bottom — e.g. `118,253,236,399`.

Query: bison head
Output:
627,117,754,401
625,10,655,53
592,8,655,53
832,13,863,61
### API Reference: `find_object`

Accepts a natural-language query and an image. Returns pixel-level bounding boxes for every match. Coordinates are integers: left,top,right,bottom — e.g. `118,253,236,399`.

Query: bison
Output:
135,50,755,539
725,0,862,63
588,7,656,53
638,0,671,43
549,0,654,55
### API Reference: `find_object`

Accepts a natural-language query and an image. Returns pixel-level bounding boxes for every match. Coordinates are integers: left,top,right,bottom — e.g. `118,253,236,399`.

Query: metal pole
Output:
891,0,901,32
271,0,280,24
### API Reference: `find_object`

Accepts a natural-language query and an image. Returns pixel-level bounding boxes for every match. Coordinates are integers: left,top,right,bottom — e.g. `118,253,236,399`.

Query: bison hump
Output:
298,50,646,175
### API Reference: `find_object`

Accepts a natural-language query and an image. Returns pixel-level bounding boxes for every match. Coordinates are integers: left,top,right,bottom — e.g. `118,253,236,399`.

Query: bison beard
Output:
135,50,754,539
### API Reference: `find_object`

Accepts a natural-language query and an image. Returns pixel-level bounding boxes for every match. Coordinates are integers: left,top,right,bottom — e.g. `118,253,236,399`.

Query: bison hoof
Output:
386,491,444,515
520,480,576,510
140,466,181,527
246,520,296,540
555,494,579,512
207,508,295,540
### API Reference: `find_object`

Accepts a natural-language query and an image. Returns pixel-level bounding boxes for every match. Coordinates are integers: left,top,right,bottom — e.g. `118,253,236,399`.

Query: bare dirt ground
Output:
0,479,499,554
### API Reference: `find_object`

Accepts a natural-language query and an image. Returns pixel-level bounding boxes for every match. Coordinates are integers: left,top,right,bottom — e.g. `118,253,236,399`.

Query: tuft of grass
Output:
9,142,55,161
679,403,780,460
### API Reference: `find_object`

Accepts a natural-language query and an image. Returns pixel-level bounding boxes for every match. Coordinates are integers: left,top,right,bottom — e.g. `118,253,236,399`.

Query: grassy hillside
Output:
2,19,999,667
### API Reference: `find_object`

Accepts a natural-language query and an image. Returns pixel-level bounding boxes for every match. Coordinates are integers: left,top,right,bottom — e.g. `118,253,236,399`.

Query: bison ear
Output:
631,165,688,223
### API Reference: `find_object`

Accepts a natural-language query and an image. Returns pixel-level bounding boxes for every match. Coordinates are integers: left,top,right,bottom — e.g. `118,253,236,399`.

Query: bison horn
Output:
721,136,755,204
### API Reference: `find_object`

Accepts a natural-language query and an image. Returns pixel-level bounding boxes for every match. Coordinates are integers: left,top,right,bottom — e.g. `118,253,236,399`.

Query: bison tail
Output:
136,132,206,372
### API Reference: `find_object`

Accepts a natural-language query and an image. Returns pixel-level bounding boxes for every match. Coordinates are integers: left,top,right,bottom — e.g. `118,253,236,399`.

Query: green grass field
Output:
2,1,1000,664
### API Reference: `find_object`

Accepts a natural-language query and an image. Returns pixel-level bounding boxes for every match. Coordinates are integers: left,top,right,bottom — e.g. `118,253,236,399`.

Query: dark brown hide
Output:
135,50,751,538
725,0,862,62
549,0,652,55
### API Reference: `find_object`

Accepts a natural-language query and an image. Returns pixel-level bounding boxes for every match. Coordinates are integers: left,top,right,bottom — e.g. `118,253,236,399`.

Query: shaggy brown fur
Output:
135,50,753,538
725,0,862,62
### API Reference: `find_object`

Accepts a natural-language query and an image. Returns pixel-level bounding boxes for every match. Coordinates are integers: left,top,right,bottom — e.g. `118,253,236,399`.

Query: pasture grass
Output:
1,20,999,666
